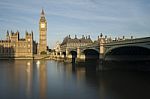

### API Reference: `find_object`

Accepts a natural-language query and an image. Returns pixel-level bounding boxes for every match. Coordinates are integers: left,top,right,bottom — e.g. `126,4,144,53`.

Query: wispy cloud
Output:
0,0,150,48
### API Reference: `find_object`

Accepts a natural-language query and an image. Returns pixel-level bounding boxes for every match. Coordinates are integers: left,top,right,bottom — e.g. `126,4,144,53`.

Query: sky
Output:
0,0,150,48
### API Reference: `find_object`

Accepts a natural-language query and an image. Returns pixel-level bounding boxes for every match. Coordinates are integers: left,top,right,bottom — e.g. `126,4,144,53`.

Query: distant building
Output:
54,41,61,52
60,35,93,50
0,31,37,58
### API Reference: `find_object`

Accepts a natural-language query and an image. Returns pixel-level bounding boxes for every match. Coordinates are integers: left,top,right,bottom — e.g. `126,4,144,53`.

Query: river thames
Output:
0,60,150,99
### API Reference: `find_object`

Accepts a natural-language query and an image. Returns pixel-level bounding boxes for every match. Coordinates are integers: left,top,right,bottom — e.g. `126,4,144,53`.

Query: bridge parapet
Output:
105,37,150,46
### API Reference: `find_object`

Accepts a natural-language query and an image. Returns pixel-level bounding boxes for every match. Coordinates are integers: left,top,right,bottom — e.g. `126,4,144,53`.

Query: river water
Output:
0,60,150,99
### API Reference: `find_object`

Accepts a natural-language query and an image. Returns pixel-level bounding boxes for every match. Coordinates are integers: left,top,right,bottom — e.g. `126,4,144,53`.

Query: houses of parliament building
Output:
0,9,47,58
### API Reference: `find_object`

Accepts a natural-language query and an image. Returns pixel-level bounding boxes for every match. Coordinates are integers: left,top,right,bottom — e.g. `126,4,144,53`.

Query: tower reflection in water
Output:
26,61,33,99
14,60,48,99
36,60,47,99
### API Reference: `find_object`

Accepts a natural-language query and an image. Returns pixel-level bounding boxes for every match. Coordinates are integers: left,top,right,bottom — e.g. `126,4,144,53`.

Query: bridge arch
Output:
105,45,150,55
62,52,66,58
82,48,99,53
83,49,99,60
104,45,150,60
57,52,60,55
69,50,77,58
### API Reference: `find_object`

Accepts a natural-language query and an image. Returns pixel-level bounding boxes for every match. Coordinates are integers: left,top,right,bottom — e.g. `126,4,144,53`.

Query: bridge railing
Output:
105,37,150,45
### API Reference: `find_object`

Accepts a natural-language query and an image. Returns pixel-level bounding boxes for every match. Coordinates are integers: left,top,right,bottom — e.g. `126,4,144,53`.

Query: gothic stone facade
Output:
0,31,37,58
38,9,47,54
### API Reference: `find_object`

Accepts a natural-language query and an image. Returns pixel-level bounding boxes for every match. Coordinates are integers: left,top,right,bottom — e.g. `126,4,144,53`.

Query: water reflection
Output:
103,61,150,71
38,60,47,99
24,60,48,99
2,60,48,99
0,60,150,99
26,61,33,99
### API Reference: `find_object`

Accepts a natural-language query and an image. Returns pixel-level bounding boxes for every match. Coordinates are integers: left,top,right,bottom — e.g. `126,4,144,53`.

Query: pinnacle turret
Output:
41,9,45,18
41,9,44,15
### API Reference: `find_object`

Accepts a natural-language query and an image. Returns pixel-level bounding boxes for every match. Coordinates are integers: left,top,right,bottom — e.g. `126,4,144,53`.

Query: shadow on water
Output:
102,60,150,71
70,59,150,99
72,59,100,72
84,70,150,99
72,57,150,72
84,59,99,72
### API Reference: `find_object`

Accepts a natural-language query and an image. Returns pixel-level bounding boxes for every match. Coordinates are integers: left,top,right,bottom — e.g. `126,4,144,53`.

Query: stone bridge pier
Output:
99,37,105,60
62,47,86,62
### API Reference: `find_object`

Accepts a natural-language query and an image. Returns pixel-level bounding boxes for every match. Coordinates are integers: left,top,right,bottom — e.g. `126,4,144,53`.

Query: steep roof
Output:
61,36,93,45
41,9,45,15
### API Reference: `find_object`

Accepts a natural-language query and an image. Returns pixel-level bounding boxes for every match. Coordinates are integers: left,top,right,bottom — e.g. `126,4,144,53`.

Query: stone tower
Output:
39,9,47,54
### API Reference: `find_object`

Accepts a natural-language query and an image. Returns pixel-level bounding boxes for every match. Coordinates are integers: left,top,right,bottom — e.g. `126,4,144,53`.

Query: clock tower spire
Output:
39,9,47,54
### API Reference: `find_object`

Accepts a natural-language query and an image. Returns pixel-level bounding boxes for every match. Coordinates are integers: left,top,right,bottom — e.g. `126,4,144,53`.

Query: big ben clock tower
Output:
39,9,47,54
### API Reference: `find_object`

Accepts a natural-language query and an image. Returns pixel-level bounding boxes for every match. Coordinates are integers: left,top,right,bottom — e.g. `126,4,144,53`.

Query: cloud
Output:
0,0,150,48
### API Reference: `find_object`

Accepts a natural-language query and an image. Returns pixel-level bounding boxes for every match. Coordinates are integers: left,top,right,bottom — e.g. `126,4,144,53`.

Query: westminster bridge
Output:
51,35,150,62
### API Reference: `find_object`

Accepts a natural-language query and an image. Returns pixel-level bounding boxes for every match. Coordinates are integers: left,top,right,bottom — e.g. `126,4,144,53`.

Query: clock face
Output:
41,23,45,28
